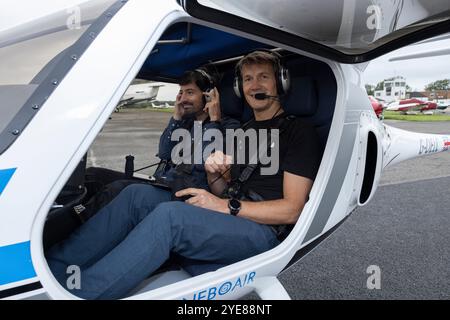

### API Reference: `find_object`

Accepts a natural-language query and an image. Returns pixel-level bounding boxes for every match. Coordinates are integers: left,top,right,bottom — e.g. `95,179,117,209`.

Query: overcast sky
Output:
363,38,450,91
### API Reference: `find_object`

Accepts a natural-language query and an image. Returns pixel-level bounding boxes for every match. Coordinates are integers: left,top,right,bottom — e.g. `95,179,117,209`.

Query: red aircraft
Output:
369,96,385,119
386,98,437,114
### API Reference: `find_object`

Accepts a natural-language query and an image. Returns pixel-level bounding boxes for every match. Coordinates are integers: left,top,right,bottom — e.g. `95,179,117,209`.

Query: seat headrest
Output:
219,73,318,122
282,76,317,117
218,71,245,120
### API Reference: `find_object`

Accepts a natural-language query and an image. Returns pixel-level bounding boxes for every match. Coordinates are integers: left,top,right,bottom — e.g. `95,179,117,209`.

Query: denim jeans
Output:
46,184,279,300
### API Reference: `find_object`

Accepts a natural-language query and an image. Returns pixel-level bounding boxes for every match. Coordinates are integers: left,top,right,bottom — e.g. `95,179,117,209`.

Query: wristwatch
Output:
228,198,241,216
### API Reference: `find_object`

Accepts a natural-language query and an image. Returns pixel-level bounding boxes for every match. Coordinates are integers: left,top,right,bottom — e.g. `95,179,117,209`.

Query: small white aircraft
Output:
116,82,164,111
437,102,449,110
1,0,449,300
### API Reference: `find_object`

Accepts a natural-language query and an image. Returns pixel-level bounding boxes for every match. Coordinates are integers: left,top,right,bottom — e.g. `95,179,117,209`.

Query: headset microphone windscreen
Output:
254,93,268,100
254,93,279,100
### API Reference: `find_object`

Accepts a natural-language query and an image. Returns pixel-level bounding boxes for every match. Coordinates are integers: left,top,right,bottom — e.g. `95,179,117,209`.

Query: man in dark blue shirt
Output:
78,70,240,221
155,69,240,192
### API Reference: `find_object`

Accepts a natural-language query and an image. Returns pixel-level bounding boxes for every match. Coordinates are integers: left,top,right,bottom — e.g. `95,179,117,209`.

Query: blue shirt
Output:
156,116,240,190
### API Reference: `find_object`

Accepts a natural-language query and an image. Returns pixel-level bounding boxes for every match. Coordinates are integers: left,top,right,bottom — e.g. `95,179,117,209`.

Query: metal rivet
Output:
52,80,58,85
89,32,96,39
106,12,113,18
71,54,78,61
32,104,39,110
12,129,20,135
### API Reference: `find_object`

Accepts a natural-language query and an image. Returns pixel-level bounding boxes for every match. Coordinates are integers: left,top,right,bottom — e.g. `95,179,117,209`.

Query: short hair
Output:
179,69,214,92
235,50,280,77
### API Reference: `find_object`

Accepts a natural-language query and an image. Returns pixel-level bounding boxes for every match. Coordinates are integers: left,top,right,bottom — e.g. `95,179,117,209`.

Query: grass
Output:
118,106,174,113
383,111,450,121
120,107,450,120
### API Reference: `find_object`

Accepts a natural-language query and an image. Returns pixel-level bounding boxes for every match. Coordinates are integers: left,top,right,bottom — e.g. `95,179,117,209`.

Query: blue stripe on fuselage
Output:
0,168,16,196
0,241,36,286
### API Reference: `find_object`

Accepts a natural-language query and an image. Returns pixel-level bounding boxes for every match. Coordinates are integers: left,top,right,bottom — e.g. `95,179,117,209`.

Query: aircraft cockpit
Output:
35,20,337,299
1,0,449,301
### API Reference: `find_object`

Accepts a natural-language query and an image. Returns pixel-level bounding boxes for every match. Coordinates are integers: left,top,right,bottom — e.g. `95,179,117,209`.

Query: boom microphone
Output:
254,93,279,100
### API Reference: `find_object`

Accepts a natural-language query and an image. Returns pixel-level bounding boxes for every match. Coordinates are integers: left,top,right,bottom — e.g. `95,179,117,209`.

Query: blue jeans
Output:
46,184,279,300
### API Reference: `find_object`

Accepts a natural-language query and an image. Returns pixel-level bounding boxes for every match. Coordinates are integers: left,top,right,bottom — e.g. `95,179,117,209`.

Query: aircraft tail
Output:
149,86,161,100
382,124,449,169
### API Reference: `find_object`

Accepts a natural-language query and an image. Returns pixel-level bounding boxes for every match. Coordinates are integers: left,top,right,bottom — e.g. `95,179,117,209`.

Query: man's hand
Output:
205,151,232,182
203,87,221,122
175,188,229,214
173,93,185,120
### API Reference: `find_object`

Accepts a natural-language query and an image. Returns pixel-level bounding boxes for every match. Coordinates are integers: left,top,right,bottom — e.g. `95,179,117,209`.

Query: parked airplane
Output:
115,82,164,111
1,0,449,300
386,98,438,114
437,102,449,110
368,96,385,119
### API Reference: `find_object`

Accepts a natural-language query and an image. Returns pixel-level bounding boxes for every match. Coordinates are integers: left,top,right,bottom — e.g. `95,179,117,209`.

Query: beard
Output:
181,112,197,121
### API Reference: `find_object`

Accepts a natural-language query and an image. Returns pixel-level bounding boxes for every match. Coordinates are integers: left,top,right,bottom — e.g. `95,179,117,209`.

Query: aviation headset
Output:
194,68,216,105
233,49,290,98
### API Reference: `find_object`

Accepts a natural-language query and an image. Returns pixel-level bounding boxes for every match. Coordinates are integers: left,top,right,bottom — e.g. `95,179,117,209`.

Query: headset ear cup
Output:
281,67,290,94
274,59,289,96
276,69,284,96
233,75,242,98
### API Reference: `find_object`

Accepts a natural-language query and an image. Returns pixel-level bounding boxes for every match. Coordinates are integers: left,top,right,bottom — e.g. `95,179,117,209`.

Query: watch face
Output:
230,199,241,210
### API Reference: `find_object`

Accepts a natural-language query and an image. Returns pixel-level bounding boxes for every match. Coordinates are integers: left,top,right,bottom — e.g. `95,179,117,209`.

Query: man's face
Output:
176,82,204,117
241,62,278,112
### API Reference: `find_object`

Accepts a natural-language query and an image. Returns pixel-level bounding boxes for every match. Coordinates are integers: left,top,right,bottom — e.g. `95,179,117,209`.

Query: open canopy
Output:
180,0,450,63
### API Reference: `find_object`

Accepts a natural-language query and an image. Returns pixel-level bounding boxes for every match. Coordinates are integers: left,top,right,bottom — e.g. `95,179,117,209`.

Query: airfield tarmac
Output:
88,109,450,299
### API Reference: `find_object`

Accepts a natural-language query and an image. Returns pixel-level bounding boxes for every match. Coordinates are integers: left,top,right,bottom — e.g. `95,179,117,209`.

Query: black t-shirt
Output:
232,113,322,200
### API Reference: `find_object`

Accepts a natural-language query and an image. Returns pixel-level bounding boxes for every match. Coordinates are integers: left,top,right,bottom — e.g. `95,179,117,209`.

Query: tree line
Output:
365,78,449,96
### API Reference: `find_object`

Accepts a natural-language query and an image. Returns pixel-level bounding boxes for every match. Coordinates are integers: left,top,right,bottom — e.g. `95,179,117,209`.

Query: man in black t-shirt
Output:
46,50,321,300
177,50,321,229
233,116,320,201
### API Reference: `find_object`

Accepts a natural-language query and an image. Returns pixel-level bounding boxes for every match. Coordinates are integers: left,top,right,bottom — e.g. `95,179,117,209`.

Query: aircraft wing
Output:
389,32,450,61
0,0,115,49
389,47,450,61
118,97,133,104
386,102,425,112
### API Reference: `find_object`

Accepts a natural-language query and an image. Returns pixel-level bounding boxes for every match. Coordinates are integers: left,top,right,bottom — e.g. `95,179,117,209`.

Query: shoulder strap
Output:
233,113,295,186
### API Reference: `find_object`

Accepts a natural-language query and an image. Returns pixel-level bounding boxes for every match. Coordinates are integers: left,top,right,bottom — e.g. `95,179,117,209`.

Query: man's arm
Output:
193,88,240,172
235,172,313,224
176,171,313,225
204,151,232,196
158,117,183,160
158,93,188,160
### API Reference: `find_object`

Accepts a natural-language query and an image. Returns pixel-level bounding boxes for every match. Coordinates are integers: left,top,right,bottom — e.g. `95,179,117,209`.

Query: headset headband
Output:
195,68,214,92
